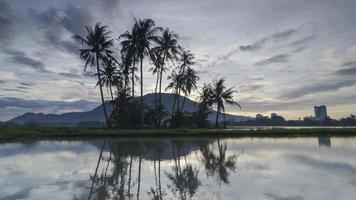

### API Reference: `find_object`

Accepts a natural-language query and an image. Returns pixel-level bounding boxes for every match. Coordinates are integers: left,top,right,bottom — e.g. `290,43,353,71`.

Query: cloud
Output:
31,4,94,54
0,97,98,112
57,72,83,78
240,29,298,52
288,35,316,47
1,48,49,73
271,29,297,42
283,79,356,99
20,82,34,86
254,54,290,66
334,60,356,76
335,67,356,76
0,1,16,44
265,193,303,200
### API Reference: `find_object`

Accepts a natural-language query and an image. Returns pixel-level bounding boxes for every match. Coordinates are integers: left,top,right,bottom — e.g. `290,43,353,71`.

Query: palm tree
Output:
119,27,139,102
152,28,180,127
166,70,184,118
211,78,241,128
74,23,115,127
134,18,162,127
149,51,168,127
97,58,119,102
180,67,199,111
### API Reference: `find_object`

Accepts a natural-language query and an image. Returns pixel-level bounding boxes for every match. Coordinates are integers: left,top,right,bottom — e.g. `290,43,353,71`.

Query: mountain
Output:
8,93,251,125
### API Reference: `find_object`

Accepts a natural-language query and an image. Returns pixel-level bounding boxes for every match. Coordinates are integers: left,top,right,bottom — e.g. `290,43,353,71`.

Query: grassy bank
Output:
1,127,356,142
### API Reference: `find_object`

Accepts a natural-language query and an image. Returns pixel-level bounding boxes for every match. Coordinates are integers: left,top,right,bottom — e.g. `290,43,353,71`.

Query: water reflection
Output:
1,137,356,200
86,139,232,200
318,136,331,147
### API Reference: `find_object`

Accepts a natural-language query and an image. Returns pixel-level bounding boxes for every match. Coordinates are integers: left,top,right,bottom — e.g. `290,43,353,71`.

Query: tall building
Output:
314,105,327,121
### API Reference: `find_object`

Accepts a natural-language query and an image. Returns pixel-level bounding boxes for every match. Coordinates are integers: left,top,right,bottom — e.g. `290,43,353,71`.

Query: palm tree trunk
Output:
131,60,136,102
137,154,142,200
171,88,178,120
109,82,114,102
140,56,144,127
176,88,181,112
158,68,163,127
215,105,220,128
88,141,106,200
158,53,166,128
155,71,159,127
96,54,110,127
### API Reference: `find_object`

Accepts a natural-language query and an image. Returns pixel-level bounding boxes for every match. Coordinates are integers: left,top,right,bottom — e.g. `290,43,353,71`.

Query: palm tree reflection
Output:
84,138,237,199
200,139,239,185
165,141,201,200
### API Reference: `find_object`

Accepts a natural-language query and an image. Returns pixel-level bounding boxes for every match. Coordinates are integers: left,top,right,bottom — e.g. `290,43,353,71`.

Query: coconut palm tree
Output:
134,18,162,127
152,28,180,127
97,58,119,102
211,78,241,128
74,23,115,127
180,67,199,111
149,51,168,127
166,70,184,118
119,27,139,102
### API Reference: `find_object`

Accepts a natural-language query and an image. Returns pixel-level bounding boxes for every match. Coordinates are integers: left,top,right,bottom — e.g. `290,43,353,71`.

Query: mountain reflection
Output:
82,138,239,200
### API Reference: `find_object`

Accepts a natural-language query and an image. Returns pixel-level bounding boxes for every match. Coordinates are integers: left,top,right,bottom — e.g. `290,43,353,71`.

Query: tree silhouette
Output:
96,58,120,102
134,18,162,127
211,78,241,128
119,25,139,102
74,23,115,127
151,28,180,127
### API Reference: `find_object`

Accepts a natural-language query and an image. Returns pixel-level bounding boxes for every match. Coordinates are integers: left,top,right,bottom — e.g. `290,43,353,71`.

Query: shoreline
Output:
1,127,356,142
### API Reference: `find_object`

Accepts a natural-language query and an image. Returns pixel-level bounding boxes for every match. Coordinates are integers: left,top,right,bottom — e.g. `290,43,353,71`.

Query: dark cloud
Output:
342,60,356,67
271,29,297,42
288,35,316,47
17,86,29,90
4,88,25,93
335,67,356,76
283,79,356,99
1,48,49,73
0,1,16,44
0,80,5,83
265,193,303,200
254,54,290,66
32,4,94,54
0,97,98,111
334,61,356,76
58,72,82,78
240,29,297,52
20,82,34,86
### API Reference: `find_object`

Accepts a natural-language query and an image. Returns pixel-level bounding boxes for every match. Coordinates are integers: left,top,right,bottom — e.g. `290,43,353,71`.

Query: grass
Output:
0,126,356,142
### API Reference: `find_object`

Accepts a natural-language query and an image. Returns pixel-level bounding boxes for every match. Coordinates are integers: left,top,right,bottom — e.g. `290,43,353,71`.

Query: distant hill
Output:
8,93,251,125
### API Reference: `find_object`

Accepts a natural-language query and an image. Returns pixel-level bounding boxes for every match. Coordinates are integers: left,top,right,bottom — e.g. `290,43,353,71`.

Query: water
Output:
0,137,356,200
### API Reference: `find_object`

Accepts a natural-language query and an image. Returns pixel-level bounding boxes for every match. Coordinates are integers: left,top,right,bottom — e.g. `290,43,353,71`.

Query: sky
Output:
1,0,356,121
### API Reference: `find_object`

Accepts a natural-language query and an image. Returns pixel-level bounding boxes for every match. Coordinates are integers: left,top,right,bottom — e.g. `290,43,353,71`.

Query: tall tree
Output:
97,58,119,102
211,78,241,128
74,23,115,127
152,28,180,127
149,51,167,127
180,67,199,111
134,18,162,127
120,26,139,102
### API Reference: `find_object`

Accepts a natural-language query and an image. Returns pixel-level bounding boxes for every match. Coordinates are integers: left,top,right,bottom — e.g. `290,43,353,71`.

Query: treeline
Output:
232,114,356,126
74,19,240,129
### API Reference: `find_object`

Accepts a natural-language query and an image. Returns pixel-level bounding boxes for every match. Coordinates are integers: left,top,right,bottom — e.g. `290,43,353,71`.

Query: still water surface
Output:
0,137,355,200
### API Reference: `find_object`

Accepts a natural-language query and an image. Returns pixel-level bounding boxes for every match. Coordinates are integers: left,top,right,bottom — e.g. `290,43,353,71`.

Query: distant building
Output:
314,105,327,121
